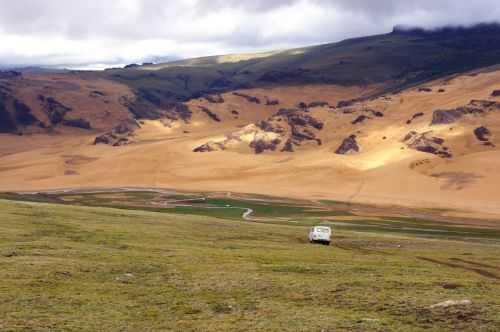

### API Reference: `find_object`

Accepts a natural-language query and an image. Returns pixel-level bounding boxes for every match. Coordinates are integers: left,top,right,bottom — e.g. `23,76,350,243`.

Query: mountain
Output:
2,24,500,217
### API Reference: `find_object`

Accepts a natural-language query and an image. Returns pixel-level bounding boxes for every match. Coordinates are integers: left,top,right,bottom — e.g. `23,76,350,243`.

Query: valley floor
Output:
0,196,499,331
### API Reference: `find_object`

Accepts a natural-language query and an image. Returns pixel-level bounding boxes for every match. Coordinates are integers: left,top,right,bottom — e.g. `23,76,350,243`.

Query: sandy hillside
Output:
1,70,500,218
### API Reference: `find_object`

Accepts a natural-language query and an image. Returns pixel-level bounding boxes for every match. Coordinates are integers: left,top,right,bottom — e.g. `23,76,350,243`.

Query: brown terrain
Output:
1,65,500,220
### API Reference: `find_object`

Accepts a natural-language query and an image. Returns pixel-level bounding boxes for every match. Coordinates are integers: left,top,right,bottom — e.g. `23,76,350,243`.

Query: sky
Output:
1,0,500,69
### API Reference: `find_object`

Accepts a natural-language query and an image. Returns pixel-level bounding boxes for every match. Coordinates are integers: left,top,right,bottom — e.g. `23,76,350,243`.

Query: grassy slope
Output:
1,199,499,331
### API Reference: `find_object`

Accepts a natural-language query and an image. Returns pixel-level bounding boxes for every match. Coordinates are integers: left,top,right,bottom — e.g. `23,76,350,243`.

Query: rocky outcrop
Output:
272,108,324,149
474,126,491,141
419,87,432,92
193,108,324,154
0,90,40,133
62,118,91,130
125,88,193,122
431,100,500,125
337,100,355,108
204,94,224,104
265,98,279,106
403,131,452,158
364,109,384,117
308,101,330,108
491,90,500,97
0,94,16,133
193,143,224,152
352,115,370,125
233,92,260,104
0,71,21,79
297,102,308,110
431,109,465,125
335,135,360,155
406,112,424,124
164,103,192,123
250,139,281,154
198,106,221,122
94,120,140,146
39,95,72,125
473,126,494,146
89,90,106,98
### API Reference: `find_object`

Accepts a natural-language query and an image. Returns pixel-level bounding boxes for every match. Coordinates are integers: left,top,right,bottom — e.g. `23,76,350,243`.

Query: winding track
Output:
24,188,256,220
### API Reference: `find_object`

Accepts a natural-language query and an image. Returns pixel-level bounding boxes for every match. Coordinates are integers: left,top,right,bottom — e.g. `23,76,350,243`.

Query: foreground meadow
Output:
0,198,499,331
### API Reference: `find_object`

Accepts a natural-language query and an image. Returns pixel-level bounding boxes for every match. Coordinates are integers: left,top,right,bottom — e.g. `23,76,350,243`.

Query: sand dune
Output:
1,70,500,219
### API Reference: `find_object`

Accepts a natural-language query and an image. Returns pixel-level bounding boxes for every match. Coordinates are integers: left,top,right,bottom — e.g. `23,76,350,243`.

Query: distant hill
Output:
100,23,500,115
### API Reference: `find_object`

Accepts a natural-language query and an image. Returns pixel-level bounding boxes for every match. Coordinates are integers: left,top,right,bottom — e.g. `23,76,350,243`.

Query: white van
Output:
308,226,332,245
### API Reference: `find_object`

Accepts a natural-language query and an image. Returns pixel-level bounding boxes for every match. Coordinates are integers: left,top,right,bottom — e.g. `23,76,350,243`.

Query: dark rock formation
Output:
337,100,355,108
124,88,193,122
14,99,38,126
431,109,464,125
198,106,221,122
164,103,192,123
250,139,281,154
193,143,217,153
89,90,106,98
308,101,329,108
0,90,39,133
0,71,21,79
0,94,16,133
335,135,360,155
39,96,72,125
281,139,294,152
491,90,500,97
265,98,279,106
257,70,300,83
474,126,491,142
403,131,451,158
419,87,432,92
352,115,370,125
364,109,384,117
431,100,500,125
297,102,308,110
204,94,224,104
62,118,91,130
255,108,324,153
407,112,424,124
94,120,139,146
233,92,260,104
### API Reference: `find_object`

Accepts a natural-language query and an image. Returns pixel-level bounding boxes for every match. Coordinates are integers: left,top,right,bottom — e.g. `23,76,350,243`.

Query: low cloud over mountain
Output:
1,0,500,68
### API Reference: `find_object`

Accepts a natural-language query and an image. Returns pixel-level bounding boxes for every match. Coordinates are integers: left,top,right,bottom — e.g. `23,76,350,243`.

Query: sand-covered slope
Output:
1,67,500,218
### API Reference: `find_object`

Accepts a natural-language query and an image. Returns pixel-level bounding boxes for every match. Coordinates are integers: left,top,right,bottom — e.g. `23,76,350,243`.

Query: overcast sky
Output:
1,0,500,69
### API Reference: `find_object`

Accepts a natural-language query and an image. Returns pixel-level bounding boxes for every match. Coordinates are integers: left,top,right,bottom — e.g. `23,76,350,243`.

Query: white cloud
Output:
0,0,499,69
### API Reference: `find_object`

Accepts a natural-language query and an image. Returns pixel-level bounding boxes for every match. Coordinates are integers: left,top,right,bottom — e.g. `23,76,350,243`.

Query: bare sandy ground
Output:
1,73,500,220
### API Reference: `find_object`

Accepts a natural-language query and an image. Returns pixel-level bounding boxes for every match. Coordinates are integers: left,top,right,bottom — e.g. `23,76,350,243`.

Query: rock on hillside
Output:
335,135,360,155
194,108,324,154
431,100,500,125
94,120,140,146
403,131,452,158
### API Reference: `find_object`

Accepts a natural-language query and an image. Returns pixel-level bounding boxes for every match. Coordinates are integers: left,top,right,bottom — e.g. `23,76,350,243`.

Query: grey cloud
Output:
0,0,500,68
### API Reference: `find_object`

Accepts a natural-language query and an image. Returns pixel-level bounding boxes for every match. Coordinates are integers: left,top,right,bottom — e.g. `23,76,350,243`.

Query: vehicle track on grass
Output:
417,256,500,280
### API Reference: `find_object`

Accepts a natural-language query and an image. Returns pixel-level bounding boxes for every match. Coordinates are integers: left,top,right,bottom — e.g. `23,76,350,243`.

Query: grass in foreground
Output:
0,199,499,331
